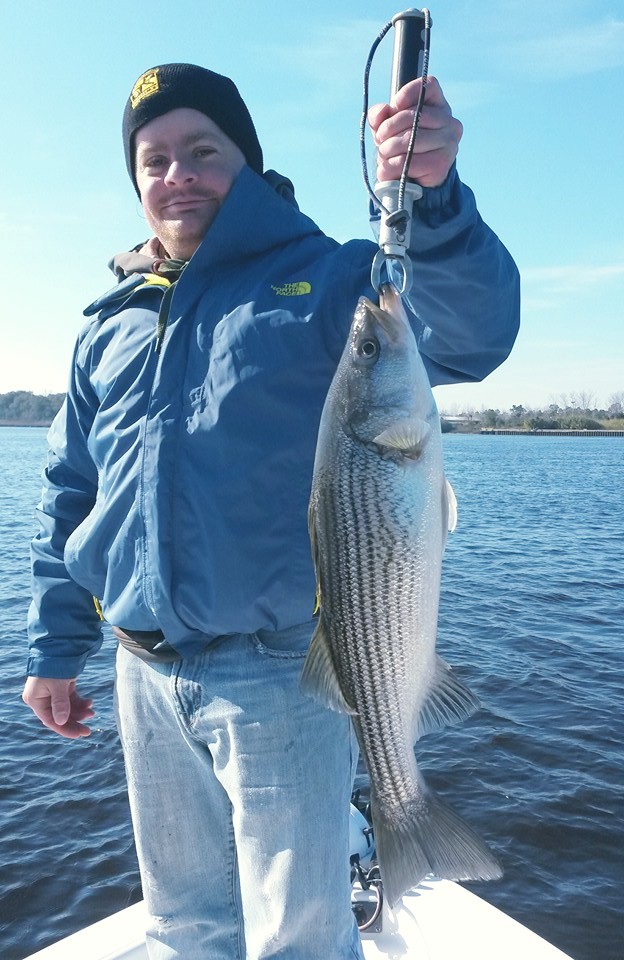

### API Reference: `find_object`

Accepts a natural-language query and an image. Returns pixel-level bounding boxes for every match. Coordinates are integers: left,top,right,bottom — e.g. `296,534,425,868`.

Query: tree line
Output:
1,390,623,430
442,392,624,432
0,391,65,425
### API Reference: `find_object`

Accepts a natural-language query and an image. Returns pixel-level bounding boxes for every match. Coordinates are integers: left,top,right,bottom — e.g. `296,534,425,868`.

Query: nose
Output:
163,158,197,186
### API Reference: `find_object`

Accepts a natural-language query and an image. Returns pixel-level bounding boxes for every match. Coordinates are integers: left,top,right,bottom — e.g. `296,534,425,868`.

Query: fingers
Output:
368,77,462,188
392,76,449,112
367,100,394,135
30,692,93,738
22,677,94,739
374,124,461,188
368,76,448,133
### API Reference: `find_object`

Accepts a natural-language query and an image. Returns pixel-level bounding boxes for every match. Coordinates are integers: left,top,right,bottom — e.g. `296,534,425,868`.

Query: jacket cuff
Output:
26,651,92,680
417,163,458,214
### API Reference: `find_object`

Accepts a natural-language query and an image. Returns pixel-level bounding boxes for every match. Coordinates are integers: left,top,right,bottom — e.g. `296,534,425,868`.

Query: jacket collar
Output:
108,166,319,281
185,165,323,274
88,166,324,317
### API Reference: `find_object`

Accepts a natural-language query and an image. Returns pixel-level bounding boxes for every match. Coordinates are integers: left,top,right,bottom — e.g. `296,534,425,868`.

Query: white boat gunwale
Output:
23,877,574,960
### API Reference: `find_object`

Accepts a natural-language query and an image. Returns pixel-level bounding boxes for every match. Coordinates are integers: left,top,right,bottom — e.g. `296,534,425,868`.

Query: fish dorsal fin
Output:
416,655,480,739
300,617,357,715
445,478,458,533
374,417,430,457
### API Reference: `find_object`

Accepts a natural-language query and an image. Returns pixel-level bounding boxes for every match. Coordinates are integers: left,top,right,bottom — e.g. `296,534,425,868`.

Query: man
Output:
23,63,519,959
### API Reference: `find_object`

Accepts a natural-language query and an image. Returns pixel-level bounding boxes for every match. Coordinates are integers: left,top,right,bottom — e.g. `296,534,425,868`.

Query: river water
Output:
1,427,622,959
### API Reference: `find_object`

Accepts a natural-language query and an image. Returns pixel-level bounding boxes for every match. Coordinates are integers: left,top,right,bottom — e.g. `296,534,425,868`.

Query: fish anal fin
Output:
416,655,480,739
300,617,357,715
374,418,430,457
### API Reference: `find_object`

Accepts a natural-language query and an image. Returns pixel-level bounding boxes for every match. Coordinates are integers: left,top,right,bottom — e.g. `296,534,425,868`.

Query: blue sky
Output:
1,0,622,412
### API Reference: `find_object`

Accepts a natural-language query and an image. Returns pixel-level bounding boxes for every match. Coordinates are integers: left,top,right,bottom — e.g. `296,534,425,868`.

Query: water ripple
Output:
1,429,623,960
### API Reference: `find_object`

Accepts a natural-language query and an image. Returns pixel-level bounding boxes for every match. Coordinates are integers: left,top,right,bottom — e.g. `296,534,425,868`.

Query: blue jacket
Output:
27,165,519,678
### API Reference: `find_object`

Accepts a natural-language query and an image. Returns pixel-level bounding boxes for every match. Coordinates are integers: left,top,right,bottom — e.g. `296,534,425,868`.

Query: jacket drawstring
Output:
154,260,187,354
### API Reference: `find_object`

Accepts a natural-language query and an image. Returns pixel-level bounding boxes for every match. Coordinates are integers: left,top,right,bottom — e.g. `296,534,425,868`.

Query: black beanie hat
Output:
123,63,263,191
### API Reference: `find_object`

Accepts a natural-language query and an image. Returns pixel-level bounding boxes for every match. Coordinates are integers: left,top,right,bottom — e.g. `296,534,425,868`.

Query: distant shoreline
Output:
479,428,624,437
2,393,622,435
0,421,50,428
3,421,623,437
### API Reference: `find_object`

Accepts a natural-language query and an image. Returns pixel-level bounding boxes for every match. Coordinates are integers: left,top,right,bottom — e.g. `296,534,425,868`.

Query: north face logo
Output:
271,281,312,297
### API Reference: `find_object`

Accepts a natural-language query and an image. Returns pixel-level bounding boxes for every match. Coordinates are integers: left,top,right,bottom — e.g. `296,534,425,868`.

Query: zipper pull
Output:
155,281,177,354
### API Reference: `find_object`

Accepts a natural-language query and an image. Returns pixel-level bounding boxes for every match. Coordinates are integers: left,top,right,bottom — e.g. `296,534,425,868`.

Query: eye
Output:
357,337,379,361
143,155,166,170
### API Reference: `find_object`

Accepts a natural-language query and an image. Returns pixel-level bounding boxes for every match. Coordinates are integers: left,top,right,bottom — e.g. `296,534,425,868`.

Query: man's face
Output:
134,107,246,260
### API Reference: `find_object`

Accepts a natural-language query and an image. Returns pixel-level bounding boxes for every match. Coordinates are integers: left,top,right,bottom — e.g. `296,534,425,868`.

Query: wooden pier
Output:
480,428,624,437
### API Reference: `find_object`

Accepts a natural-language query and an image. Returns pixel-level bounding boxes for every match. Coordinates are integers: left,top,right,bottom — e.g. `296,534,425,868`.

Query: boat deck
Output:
25,878,574,960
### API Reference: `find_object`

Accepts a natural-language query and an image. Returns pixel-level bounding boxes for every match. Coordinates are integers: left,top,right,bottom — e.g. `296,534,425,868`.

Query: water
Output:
1,426,622,960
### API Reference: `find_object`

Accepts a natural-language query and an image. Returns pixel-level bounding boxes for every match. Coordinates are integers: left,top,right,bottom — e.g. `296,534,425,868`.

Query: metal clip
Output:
370,180,423,295
371,251,413,294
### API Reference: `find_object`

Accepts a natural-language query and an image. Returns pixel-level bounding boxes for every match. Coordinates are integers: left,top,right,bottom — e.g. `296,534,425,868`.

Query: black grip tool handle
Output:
390,8,430,96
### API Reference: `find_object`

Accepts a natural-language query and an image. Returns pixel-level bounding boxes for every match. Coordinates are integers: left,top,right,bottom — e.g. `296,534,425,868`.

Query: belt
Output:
112,626,182,663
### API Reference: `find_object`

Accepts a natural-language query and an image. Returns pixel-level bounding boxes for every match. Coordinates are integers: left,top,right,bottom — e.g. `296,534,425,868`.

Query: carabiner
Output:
371,251,413,296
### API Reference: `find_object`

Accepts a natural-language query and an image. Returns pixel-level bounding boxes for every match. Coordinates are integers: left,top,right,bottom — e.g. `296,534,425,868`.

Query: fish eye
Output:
357,338,379,361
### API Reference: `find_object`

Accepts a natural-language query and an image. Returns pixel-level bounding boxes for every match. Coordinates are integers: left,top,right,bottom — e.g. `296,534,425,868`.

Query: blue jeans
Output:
114,623,363,960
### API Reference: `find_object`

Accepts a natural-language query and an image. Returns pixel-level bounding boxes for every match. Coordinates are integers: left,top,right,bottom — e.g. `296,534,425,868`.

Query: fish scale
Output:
338,453,430,804
302,287,502,906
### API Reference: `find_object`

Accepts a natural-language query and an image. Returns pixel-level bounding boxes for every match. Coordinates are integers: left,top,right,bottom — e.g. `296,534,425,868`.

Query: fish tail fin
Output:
371,785,502,908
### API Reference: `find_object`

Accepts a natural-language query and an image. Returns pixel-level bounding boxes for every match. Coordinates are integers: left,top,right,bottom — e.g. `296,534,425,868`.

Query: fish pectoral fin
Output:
444,478,458,534
416,656,481,738
300,618,357,715
373,417,430,458
308,498,323,615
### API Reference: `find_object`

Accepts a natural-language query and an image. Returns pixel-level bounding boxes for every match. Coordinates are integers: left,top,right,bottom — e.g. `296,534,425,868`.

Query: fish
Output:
301,283,502,906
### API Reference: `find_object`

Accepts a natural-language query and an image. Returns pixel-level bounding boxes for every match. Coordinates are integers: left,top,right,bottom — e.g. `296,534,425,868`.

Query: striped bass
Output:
302,284,501,906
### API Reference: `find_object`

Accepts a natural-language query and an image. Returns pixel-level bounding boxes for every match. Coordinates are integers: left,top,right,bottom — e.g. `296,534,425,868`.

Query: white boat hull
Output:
24,877,573,959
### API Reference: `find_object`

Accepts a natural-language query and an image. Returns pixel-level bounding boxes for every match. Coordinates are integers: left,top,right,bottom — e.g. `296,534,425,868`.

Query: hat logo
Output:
130,69,160,109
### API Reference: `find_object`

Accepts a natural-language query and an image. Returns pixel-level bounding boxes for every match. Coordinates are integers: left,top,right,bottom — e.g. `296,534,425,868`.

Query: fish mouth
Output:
379,282,403,314
355,287,410,345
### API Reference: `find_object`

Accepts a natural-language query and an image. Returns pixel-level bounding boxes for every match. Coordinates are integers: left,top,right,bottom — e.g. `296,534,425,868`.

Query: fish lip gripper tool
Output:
370,8,431,297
